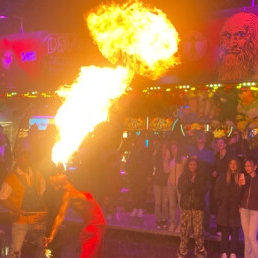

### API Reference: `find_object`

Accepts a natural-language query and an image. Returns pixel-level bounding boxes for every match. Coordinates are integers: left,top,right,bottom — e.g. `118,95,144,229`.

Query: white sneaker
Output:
175,225,180,233
130,208,138,217
221,253,227,258
168,223,176,232
229,254,236,258
137,208,144,218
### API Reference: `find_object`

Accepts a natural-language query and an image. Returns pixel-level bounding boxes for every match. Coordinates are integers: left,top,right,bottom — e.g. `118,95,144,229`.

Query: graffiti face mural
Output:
217,12,258,81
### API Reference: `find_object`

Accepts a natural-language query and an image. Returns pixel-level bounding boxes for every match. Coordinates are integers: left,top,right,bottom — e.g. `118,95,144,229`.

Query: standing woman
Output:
239,157,258,258
152,140,170,229
177,157,207,258
214,158,242,258
165,141,186,232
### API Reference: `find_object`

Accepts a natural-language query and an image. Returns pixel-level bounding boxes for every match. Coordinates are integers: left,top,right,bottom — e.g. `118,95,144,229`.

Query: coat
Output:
214,173,241,227
178,170,207,210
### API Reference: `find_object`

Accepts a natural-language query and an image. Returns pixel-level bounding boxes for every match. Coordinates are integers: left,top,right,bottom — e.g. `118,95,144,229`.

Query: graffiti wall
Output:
166,6,258,84
0,31,88,92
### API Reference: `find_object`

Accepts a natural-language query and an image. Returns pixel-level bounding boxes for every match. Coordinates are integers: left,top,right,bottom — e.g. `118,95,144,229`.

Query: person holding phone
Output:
239,157,258,258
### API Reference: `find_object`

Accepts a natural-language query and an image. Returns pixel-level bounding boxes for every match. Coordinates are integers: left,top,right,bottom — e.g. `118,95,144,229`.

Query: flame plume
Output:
87,1,179,80
52,1,179,166
52,66,131,166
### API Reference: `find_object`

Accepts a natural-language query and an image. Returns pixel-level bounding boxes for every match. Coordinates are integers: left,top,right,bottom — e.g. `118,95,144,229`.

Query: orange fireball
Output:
86,1,179,80
52,1,180,166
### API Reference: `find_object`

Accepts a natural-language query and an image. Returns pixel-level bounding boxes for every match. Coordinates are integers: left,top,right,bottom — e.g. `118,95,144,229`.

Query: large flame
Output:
87,1,179,80
52,1,179,166
52,66,132,166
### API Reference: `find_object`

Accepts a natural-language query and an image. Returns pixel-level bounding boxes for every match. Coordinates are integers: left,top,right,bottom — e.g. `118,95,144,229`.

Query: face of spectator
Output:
161,143,168,156
188,160,197,174
170,144,178,155
16,152,31,170
244,160,257,175
216,138,226,151
230,132,240,144
228,159,238,173
196,135,206,145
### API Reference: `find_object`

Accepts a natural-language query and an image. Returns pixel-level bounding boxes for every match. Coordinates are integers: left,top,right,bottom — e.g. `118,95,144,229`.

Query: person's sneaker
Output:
161,221,167,229
156,222,162,230
229,253,236,258
130,208,138,217
175,225,180,233
168,223,176,231
137,208,144,218
221,253,228,258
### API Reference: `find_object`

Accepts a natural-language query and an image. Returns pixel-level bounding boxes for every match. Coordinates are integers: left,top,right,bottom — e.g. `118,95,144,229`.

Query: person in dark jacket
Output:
239,157,258,258
214,157,242,258
177,157,207,258
211,137,233,216
126,136,152,218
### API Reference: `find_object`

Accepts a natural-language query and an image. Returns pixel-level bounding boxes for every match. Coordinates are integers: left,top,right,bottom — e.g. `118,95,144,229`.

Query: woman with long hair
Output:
164,141,186,232
239,157,258,258
214,158,242,258
177,157,207,258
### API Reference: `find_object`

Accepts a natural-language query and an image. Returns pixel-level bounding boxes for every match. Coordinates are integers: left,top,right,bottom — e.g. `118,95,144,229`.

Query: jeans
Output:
167,184,180,225
8,222,45,258
153,184,168,223
240,208,258,258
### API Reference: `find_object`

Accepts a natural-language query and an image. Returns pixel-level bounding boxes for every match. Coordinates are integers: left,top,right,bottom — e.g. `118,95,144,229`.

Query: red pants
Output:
80,224,106,258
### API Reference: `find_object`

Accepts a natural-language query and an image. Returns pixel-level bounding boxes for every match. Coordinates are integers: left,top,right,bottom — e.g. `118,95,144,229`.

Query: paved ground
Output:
0,207,244,258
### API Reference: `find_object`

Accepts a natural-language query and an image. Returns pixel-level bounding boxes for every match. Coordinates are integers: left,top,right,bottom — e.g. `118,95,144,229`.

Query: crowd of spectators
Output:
0,123,258,257
124,128,258,258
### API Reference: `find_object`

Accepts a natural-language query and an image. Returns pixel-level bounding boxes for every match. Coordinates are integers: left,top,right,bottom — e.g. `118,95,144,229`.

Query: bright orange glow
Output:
52,1,179,166
52,66,132,166
86,1,179,80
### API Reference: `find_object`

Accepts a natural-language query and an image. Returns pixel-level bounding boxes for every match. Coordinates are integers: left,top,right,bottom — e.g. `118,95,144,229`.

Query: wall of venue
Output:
1,5,258,144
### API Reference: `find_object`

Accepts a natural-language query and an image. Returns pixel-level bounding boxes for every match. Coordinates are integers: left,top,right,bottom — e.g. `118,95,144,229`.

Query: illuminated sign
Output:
29,116,55,130
21,51,36,62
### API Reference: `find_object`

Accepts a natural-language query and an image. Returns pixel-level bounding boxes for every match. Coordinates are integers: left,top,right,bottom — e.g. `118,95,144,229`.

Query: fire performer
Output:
44,173,106,258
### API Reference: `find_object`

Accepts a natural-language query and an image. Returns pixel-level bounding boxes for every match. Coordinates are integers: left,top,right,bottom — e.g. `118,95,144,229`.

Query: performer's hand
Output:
44,237,53,248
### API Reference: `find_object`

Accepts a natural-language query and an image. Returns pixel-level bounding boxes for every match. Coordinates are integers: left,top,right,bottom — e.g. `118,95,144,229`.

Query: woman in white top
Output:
164,141,187,232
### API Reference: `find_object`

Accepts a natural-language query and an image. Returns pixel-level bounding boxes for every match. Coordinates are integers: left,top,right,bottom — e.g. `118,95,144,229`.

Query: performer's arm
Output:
44,191,70,247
